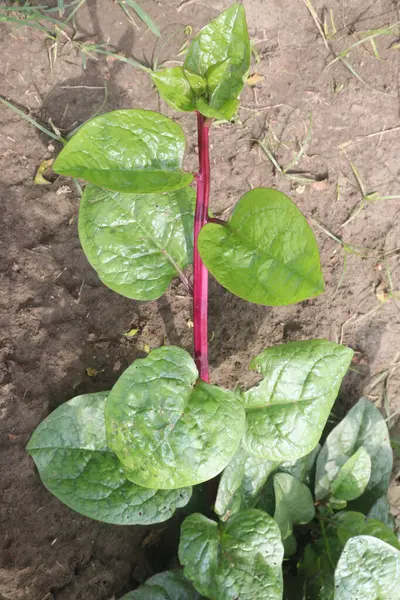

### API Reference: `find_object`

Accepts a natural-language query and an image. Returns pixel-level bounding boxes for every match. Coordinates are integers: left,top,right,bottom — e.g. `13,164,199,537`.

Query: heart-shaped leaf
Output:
243,340,354,460
198,188,324,306
53,109,193,193
273,472,315,541
330,447,371,501
122,569,205,599
151,67,196,112
184,3,250,116
26,393,191,525
334,535,400,599
78,184,195,300
315,398,392,510
214,445,278,521
105,346,245,489
179,509,284,600
333,512,400,550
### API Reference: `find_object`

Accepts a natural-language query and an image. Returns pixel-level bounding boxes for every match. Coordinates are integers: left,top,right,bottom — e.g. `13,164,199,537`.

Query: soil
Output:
1,0,400,598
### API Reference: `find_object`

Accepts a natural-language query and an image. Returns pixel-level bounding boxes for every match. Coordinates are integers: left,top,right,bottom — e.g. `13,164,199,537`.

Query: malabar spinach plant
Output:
27,4,399,599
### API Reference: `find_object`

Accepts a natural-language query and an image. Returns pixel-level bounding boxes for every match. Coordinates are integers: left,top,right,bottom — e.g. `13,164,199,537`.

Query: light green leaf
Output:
122,569,205,599
184,69,207,96
198,188,324,306
105,346,245,489
184,3,250,112
78,184,195,301
26,393,191,525
330,447,371,501
243,340,354,460
195,96,239,121
333,511,400,550
53,109,193,193
179,509,284,600
151,67,196,112
334,535,400,599
273,473,315,540
315,398,392,510
214,445,278,521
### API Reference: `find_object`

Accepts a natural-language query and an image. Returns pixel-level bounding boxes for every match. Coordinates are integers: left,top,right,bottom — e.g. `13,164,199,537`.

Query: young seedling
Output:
25,4,399,598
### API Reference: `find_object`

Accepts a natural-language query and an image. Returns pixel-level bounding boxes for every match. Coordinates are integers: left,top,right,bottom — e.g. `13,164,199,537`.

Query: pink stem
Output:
193,113,211,382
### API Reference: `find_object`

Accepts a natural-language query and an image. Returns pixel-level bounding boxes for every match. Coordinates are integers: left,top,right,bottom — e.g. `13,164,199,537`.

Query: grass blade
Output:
0,96,66,144
123,0,160,36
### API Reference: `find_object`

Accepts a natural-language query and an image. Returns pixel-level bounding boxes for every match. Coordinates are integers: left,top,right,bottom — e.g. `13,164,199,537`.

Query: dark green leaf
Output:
198,188,324,306
315,398,392,510
334,535,400,599
273,472,315,540
367,496,395,529
333,511,400,550
105,346,245,489
279,445,320,486
151,67,196,112
299,537,341,600
214,445,278,520
26,393,191,525
243,340,354,460
78,185,195,301
184,3,250,113
179,509,284,600
330,447,371,501
53,110,193,193
122,569,205,599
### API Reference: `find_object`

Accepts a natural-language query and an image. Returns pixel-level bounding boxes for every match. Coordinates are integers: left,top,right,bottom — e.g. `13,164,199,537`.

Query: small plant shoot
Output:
27,4,399,599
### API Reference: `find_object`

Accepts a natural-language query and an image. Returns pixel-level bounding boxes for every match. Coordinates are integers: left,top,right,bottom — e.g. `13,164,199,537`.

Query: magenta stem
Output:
193,113,211,382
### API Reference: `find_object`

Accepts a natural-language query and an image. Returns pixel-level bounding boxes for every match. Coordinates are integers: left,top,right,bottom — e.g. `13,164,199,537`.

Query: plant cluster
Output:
27,4,399,599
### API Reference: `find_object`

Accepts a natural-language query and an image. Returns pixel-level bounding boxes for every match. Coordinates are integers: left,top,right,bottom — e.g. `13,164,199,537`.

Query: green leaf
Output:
214,445,278,521
179,509,284,600
330,447,371,501
367,495,395,529
299,537,342,600
123,569,205,599
184,69,207,96
334,535,400,599
198,188,324,306
26,393,191,525
243,340,354,460
279,445,320,486
105,346,245,489
315,398,392,510
195,96,239,121
184,3,250,112
53,109,193,193
151,67,196,112
78,184,195,301
333,511,400,550
273,472,315,540
124,0,161,37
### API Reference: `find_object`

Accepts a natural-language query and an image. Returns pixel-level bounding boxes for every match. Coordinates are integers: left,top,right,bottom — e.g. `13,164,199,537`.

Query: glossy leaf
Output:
333,511,400,550
151,67,196,112
214,445,278,521
198,188,324,306
53,109,193,193
330,447,371,501
122,569,205,599
79,185,195,301
184,3,250,114
105,346,245,489
26,393,191,525
179,509,284,600
195,96,239,121
315,398,392,509
334,535,400,599
273,473,315,540
184,69,206,96
243,340,354,460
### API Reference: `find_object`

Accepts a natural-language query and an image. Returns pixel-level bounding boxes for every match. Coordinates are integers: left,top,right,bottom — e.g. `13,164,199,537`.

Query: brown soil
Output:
1,0,400,598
